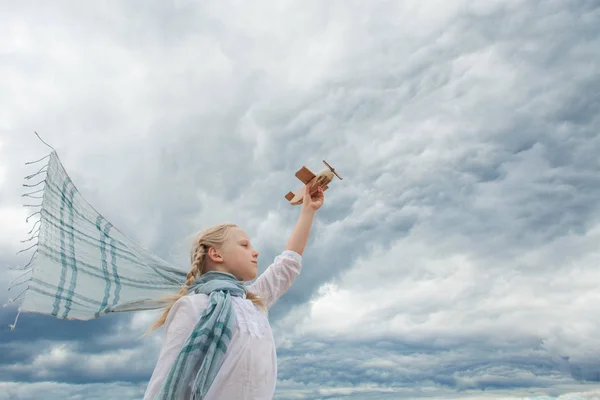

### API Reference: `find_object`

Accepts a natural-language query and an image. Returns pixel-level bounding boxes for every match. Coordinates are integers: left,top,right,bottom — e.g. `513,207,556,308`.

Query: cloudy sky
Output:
1,0,600,399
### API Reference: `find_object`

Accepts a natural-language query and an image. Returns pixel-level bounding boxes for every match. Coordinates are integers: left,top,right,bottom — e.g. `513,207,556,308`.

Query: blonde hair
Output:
148,223,265,333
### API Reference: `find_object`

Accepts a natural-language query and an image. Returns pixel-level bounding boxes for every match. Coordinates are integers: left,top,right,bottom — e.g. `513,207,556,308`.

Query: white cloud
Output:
0,140,5,187
0,381,146,400
6,339,156,382
272,379,600,400
0,207,29,252
281,221,600,350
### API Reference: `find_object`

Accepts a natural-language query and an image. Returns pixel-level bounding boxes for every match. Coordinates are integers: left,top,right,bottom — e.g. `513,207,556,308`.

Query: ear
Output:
207,247,223,263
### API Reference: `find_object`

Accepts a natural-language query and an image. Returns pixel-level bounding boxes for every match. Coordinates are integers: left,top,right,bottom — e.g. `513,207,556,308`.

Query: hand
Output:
303,184,324,211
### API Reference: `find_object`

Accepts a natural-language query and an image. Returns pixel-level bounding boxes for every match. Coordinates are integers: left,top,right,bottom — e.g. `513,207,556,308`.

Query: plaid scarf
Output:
9,151,186,324
157,271,246,399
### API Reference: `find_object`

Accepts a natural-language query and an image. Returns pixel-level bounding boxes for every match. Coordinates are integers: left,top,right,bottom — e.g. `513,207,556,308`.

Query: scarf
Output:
8,150,187,325
156,271,246,399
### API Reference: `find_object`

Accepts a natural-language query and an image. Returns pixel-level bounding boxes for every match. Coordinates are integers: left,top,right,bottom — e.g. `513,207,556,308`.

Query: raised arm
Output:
285,184,324,255
247,185,324,308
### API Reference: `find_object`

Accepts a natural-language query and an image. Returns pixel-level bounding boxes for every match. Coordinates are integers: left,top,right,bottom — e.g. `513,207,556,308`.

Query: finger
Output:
304,184,311,196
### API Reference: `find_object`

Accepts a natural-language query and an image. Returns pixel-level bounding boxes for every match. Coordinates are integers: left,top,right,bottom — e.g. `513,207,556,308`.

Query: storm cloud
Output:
1,0,600,399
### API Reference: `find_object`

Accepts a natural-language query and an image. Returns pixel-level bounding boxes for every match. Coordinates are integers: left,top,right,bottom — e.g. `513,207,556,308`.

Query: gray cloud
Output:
1,0,599,399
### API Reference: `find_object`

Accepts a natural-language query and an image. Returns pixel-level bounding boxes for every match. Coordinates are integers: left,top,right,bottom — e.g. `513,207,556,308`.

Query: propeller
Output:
322,160,343,180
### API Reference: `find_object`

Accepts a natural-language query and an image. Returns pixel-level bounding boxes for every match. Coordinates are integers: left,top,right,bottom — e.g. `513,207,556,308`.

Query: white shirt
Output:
143,250,302,400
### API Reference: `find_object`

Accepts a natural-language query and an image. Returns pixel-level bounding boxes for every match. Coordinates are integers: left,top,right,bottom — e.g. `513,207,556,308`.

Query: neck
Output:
203,264,241,280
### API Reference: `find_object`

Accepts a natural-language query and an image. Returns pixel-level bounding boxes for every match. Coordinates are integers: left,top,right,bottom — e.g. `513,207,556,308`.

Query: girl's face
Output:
216,227,259,281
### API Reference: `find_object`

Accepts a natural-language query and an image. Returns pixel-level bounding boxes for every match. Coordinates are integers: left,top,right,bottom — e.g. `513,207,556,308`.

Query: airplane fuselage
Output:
311,169,334,190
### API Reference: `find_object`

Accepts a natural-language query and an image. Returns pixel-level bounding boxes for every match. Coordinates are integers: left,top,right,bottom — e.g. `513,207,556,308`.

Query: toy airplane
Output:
285,160,343,205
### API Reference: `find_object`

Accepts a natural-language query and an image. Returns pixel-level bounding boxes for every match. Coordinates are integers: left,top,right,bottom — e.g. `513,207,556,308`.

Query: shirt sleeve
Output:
246,250,302,310
143,296,201,399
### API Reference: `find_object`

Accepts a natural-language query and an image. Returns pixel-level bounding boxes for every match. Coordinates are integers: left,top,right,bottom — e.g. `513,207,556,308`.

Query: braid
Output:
188,243,206,286
147,242,207,333
246,292,266,312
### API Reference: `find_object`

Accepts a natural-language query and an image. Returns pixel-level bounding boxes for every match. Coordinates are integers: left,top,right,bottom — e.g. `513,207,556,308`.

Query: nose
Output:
252,250,259,259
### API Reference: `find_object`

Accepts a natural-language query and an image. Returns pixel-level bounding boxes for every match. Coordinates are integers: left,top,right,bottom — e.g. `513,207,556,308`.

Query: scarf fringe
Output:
7,132,55,331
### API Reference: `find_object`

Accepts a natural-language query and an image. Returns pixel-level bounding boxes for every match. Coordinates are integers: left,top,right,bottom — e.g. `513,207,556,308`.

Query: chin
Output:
235,272,254,282
237,264,258,282
246,272,258,281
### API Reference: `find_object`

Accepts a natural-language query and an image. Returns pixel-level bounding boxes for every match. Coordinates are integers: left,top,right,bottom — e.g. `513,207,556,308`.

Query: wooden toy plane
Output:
285,160,343,205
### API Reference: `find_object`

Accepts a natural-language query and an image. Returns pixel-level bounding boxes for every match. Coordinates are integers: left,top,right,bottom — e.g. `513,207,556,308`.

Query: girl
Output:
143,184,325,399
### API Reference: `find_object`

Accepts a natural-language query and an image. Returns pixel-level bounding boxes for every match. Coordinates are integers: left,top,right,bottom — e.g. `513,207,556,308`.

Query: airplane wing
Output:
295,166,316,185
